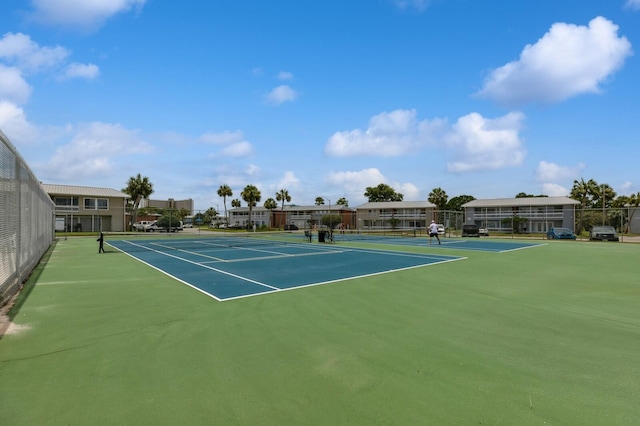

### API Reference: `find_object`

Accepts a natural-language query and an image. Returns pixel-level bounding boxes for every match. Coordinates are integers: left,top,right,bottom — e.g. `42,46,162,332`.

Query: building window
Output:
54,196,78,206
84,198,109,210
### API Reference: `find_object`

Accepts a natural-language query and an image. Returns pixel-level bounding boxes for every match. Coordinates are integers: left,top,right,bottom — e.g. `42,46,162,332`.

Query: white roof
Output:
463,196,579,208
356,201,435,209
42,184,129,198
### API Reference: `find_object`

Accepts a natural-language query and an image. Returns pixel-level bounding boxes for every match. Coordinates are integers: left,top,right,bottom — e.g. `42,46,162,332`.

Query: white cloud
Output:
392,0,430,12
325,109,446,157
62,63,100,80
0,33,100,83
277,71,293,80
202,130,254,158
396,182,420,200
0,65,32,104
326,168,387,191
445,112,526,172
42,122,153,181
28,0,147,31
277,171,300,189
541,183,569,197
0,32,69,73
535,161,585,182
477,16,632,106
265,85,297,105
625,0,640,10
0,101,38,142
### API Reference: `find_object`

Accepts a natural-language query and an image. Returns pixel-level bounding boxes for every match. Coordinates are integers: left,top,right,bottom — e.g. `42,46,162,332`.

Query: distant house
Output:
229,204,356,229
355,201,436,230
43,184,129,232
462,196,580,233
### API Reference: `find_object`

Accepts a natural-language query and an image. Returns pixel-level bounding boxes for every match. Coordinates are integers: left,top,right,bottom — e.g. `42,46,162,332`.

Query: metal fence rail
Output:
0,130,54,307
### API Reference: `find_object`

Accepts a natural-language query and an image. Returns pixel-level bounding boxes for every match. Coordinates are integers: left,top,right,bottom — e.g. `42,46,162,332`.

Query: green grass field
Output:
1,236,639,425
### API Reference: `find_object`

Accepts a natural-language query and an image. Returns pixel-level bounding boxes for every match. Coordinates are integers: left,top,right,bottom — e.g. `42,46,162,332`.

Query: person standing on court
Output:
428,220,441,245
97,231,105,253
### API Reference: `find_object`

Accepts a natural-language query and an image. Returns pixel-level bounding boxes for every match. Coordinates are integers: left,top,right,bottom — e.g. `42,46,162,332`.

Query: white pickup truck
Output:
144,220,183,232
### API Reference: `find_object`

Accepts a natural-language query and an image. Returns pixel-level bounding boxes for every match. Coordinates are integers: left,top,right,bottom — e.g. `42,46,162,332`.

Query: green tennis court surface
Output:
2,236,639,425
107,237,464,301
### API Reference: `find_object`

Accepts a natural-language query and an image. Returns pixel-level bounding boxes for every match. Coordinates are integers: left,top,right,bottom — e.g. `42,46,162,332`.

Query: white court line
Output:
111,240,280,292
221,256,468,302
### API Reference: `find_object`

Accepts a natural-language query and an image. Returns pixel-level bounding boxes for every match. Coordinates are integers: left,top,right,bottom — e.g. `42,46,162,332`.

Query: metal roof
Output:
42,184,129,198
462,196,579,208
356,201,435,209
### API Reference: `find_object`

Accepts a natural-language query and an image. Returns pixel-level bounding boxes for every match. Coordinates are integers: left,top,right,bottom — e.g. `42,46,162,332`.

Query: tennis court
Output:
107,235,465,301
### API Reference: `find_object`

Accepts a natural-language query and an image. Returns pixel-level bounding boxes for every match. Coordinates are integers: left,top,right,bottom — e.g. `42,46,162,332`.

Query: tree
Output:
336,197,348,207
446,195,475,211
315,197,325,206
241,184,261,229
515,192,548,198
217,184,233,224
231,199,241,208
203,207,217,225
122,173,154,230
570,178,599,234
264,198,277,227
276,189,291,228
428,187,448,210
364,183,403,202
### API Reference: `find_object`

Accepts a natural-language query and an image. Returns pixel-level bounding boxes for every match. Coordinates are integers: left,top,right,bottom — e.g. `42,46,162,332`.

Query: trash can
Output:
318,230,325,243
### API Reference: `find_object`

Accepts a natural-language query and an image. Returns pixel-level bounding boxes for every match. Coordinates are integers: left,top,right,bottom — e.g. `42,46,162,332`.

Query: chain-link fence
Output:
575,207,640,236
1,130,55,307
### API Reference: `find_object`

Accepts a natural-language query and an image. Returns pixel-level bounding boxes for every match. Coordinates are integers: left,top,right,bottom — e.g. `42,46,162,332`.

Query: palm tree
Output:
264,198,277,227
570,178,598,234
428,187,448,222
315,197,324,206
241,185,261,230
122,173,154,230
336,197,349,207
217,184,233,225
231,199,241,208
276,189,291,229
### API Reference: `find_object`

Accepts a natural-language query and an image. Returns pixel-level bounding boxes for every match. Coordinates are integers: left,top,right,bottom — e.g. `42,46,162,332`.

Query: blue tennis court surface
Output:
108,237,465,301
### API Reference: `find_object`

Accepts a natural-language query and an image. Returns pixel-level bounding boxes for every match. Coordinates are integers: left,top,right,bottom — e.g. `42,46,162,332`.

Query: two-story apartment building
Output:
462,196,580,234
355,201,436,230
43,184,129,233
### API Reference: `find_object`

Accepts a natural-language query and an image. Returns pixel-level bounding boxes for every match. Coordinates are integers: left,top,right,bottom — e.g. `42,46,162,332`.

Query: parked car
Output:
133,220,153,231
284,224,299,230
546,227,576,240
478,227,489,236
462,224,480,237
436,224,445,235
143,221,159,232
589,226,619,241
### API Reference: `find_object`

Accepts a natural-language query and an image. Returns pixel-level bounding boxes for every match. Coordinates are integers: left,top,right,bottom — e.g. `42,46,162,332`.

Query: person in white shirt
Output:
428,220,441,245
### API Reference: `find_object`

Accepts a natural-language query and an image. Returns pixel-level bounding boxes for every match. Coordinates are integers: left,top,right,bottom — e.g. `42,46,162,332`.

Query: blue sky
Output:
1,0,639,211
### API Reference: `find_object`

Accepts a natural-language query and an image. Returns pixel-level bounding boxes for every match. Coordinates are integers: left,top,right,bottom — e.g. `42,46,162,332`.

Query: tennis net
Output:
106,231,307,253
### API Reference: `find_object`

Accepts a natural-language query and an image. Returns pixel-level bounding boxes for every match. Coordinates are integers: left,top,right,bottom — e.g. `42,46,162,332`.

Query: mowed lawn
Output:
1,236,639,425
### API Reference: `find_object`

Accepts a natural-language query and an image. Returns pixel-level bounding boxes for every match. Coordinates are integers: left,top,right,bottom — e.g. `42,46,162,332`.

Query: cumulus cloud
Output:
28,0,147,31
277,171,300,189
326,168,388,192
477,16,632,106
541,183,569,197
535,161,585,182
277,71,293,80
265,85,298,105
0,65,32,104
0,101,38,142
392,0,430,12
625,0,640,10
42,122,153,181
0,32,69,73
444,112,526,172
62,63,100,80
202,130,254,158
325,109,447,157
0,33,99,85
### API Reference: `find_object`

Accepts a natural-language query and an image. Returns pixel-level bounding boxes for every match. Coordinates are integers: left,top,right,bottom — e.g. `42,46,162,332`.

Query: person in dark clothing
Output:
97,232,105,253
